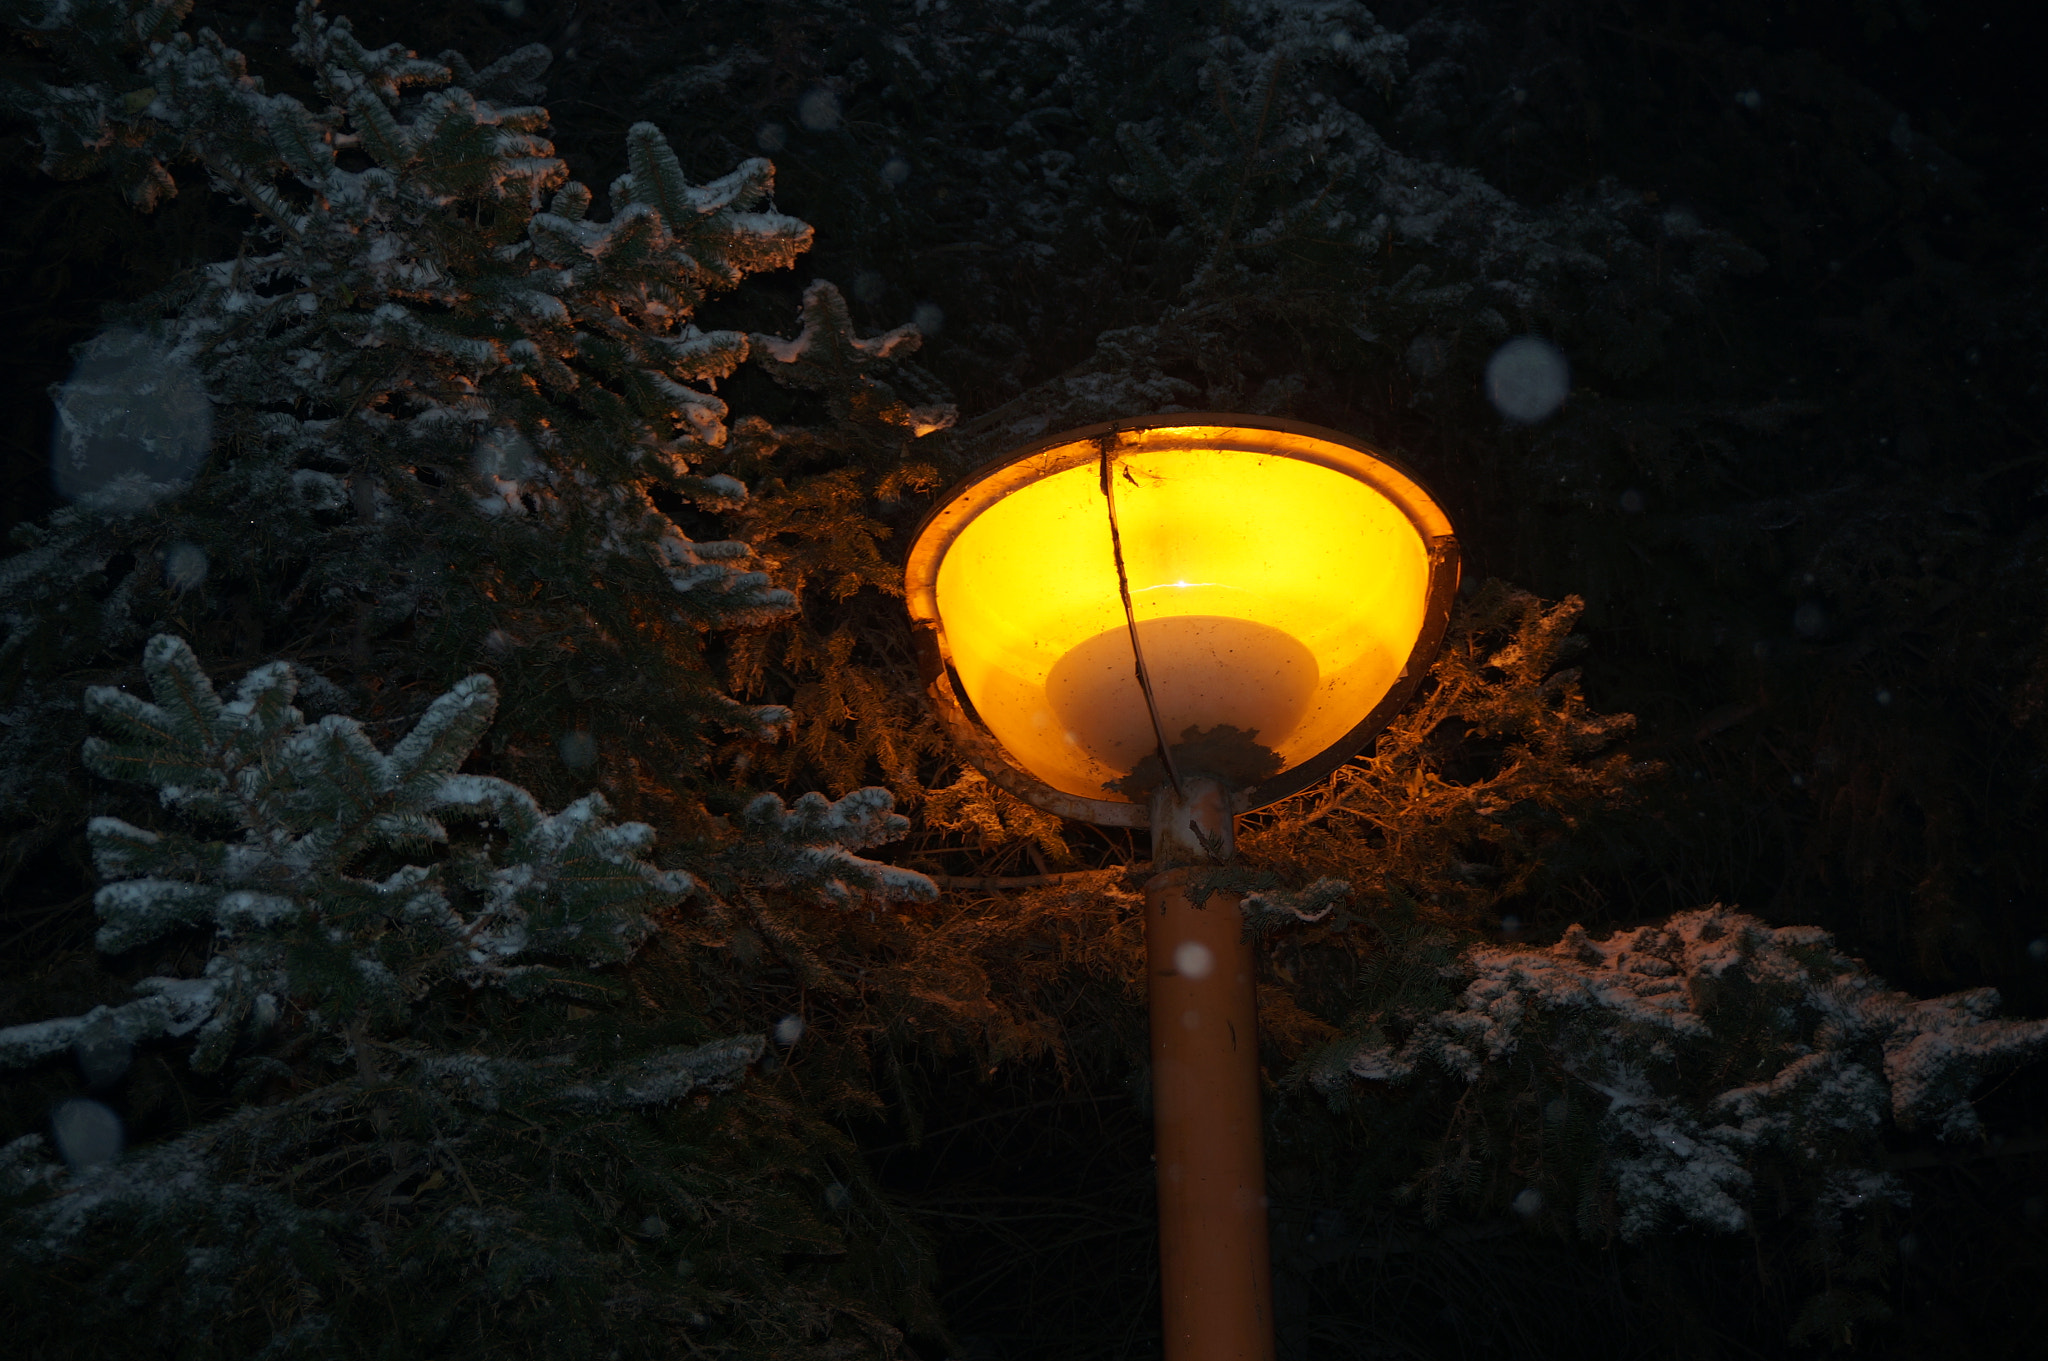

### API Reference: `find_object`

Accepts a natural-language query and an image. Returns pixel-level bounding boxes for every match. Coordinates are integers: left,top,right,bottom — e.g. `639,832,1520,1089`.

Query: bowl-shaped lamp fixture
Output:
906,414,1459,823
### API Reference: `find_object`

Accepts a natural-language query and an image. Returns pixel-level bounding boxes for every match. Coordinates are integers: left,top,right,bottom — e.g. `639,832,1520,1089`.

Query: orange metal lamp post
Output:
904,415,1458,1361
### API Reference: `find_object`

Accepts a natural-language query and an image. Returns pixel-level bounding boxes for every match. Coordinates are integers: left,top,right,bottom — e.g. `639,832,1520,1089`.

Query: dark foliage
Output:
3,1,2044,1358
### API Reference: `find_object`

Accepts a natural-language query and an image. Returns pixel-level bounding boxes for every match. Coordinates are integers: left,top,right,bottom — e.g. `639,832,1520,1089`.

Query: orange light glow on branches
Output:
906,415,1459,826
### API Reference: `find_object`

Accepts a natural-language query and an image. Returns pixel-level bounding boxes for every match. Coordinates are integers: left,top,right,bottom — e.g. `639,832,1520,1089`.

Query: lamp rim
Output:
905,412,1461,827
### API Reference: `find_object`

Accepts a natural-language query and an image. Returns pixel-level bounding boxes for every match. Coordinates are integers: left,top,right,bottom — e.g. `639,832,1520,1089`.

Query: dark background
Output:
4,2,2045,1356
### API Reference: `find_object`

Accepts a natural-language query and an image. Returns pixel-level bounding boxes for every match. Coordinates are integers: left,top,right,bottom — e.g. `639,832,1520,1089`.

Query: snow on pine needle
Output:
0,0,811,817
1323,904,2048,1240
0,633,694,1077
719,787,938,906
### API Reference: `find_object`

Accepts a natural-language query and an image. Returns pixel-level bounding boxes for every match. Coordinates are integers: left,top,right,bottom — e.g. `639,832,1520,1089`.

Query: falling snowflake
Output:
1484,336,1570,423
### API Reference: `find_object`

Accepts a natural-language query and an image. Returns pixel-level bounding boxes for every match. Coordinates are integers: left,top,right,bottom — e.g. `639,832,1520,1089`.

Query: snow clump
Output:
1330,905,2048,1239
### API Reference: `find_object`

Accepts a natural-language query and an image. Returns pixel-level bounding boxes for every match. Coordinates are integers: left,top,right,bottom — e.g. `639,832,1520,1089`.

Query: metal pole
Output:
1146,776,1274,1361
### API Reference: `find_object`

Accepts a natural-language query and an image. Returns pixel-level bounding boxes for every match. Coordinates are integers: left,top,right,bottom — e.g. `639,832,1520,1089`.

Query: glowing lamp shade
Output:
906,415,1459,825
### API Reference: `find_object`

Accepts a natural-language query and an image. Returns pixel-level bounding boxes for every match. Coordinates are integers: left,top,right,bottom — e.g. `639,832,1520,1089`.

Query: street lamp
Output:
905,414,1458,1361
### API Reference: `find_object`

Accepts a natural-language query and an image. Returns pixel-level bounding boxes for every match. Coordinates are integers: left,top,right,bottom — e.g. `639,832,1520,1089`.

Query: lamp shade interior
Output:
910,421,1452,810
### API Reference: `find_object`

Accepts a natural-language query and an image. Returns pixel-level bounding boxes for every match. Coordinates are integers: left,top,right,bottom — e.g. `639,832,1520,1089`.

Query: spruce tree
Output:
0,1,942,1355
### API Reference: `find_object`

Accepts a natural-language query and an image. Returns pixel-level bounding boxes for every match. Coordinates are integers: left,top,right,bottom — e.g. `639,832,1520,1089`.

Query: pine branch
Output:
926,869,1129,891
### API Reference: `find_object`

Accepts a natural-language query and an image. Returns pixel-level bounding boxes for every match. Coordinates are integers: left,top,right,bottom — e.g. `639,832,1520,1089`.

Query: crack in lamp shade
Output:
906,415,1459,826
